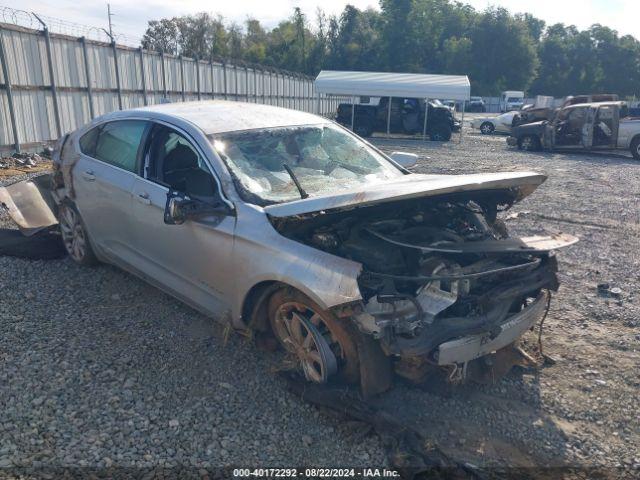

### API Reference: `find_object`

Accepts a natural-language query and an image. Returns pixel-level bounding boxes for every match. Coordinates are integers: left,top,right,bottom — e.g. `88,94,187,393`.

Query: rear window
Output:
94,121,147,172
79,127,100,157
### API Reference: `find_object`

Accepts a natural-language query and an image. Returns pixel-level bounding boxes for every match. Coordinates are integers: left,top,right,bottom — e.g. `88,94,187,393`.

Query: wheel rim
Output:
273,302,341,383
481,123,492,134
432,132,443,141
521,136,533,150
59,206,86,261
636,143,640,157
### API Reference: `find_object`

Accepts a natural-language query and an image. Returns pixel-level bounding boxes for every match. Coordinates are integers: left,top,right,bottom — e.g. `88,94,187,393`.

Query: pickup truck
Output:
507,101,640,159
336,97,461,141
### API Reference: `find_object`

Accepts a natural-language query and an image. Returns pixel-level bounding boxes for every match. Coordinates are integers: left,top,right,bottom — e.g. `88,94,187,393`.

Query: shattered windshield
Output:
210,124,404,205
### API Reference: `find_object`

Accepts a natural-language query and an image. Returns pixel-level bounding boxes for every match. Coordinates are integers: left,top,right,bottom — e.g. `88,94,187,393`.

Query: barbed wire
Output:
0,5,143,46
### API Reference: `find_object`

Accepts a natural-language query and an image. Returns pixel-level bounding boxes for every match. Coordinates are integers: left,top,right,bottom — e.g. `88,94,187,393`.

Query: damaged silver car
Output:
1,101,577,395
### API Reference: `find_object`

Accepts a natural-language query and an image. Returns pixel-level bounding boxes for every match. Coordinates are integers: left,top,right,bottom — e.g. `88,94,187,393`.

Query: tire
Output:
58,201,98,266
631,136,640,160
268,288,360,384
429,123,452,141
479,121,495,135
353,116,373,137
518,134,541,151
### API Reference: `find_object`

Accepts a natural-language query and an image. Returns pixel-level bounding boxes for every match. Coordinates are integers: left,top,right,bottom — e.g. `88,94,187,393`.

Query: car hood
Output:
264,171,546,218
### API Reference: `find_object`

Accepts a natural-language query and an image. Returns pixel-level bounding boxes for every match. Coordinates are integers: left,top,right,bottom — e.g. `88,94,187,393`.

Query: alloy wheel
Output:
59,205,87,262
480,123,494,134
272,301,341,383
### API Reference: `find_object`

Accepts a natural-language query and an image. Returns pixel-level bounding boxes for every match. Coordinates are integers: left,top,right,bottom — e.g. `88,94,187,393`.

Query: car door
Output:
590,105,619,149
73,119,149,262
581,107,597,149
128,123,236,317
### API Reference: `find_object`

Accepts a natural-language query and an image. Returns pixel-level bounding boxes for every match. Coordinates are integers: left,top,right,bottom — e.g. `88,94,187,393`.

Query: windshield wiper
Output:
282,164,309,199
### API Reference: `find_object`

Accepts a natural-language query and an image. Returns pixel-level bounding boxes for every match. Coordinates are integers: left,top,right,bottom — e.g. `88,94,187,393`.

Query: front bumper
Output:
434,290,548,365
507,136,518,146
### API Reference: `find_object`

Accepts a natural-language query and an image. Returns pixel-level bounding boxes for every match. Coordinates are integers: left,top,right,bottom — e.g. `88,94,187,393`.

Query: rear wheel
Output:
430,123,452,141
58,202,97,265
518,134,541,151
480,122,495,135
268,289,359,384
630,136,640,160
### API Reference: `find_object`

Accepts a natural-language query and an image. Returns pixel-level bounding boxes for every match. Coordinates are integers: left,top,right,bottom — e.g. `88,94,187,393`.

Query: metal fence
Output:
0,22,341,154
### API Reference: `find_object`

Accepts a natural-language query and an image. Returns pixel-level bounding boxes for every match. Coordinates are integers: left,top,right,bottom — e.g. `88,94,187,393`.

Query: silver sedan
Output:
471,111,518,135
2,101,576,395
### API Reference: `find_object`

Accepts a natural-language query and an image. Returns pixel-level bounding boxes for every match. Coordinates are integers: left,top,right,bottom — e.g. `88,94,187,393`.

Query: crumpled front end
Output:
271,181,577,387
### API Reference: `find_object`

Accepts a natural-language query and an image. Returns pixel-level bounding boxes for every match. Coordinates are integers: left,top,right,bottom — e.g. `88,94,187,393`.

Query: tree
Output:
139,3,640,98
141,18,180,54
467,7,539,94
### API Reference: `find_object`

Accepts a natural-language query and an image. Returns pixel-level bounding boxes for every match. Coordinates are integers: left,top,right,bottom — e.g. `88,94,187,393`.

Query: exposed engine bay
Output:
270,189,577,383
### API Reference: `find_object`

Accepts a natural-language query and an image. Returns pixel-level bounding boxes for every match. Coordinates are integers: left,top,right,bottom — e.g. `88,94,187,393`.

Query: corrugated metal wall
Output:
0,22,343,154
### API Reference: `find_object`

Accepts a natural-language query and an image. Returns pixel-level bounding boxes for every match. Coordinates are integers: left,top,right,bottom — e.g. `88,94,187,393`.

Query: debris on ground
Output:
282,373,488,480
0,152,52,177
597,283,623,298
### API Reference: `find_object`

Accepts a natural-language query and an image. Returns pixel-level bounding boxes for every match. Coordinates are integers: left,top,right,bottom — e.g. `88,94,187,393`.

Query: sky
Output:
6,0,639,45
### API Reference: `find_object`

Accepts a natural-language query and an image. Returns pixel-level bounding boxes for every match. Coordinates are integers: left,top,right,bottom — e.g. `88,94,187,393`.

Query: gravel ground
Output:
1,124,639,475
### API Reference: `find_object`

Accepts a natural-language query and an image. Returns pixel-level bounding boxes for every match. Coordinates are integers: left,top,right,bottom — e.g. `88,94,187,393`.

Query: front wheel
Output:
353,116,373,137
630,136,640,160
58,202,98,265
480,121,495,135
430,123,452,141
518,135,541,151
268,289,360,384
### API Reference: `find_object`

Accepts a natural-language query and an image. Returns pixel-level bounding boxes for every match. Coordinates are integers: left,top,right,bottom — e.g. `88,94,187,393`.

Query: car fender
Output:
230,203,362,328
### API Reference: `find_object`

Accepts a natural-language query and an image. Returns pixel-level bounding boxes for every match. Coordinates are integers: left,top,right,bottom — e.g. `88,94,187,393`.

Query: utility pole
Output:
107,3,114,39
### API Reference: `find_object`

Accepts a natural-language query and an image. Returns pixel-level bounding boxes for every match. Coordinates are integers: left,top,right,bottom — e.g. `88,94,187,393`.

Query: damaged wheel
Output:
518,134,541,151
268,289,359,384
58,202,97,266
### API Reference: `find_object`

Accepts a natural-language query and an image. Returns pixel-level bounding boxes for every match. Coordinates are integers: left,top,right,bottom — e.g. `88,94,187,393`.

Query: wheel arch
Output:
239,279,345,332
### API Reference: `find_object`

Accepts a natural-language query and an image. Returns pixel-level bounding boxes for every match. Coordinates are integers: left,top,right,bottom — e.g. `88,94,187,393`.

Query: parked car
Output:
508,101,640,159
499,91,524,112
1,101,577,395
336,97,461,141
466,96,486,112
471,111,518,135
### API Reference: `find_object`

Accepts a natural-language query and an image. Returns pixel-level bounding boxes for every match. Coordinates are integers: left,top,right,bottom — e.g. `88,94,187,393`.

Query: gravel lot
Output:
1,123,639,475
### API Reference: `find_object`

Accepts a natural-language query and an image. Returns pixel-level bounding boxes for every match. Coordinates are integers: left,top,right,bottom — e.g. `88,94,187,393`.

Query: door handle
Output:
82,170,95,181
137,192,151,205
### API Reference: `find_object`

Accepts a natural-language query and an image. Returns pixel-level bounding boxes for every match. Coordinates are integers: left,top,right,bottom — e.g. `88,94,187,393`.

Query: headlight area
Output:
351,253,559,384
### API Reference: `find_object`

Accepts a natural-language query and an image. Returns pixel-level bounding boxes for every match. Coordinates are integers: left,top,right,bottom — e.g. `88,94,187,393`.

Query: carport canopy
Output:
314,70,471,101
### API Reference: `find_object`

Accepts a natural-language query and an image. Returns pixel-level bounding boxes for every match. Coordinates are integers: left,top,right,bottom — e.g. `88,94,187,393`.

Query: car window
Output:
146,125,217,199
94,120,147,172
79,126,100,157
211,123,404,205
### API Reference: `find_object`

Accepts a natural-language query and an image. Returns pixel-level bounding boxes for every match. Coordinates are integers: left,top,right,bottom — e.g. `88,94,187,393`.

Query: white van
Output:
500,91,525,112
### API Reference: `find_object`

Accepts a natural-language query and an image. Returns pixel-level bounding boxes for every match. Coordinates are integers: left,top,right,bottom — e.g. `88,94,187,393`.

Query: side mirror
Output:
164,190,234,225
390,151,418,169
164,193,189,225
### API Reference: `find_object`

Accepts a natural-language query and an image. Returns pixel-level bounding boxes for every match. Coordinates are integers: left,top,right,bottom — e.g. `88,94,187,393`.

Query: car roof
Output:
564,101,625,109
124,100,330,135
